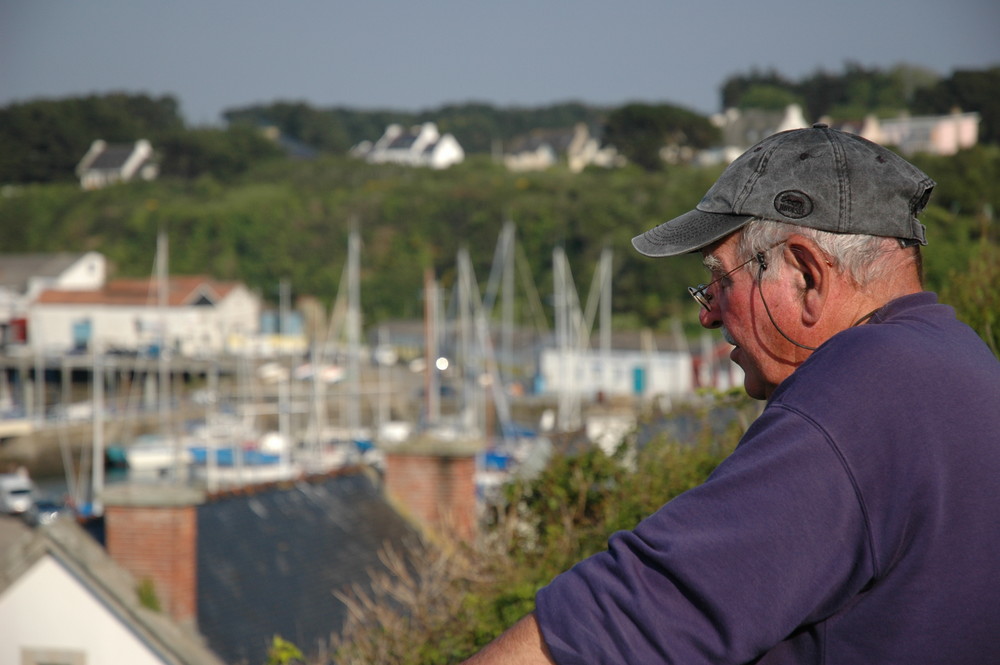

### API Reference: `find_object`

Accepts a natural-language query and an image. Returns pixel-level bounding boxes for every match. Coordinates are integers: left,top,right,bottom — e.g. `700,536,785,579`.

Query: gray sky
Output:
2,0,998,126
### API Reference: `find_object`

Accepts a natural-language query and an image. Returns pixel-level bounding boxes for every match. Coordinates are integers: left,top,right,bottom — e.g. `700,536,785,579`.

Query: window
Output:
22,648,86,665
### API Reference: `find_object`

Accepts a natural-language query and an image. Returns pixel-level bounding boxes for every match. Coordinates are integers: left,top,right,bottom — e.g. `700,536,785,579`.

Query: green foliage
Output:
720,68,795,111
332,395,756,664
226,101,353,153
913,67,1000,145
737,85,804,111
939,242,1000,356
910,145,1000,217
496,397,751,579
224,101,609,155
157,125,285,180
0,152,715,328
2,142,994,342
0,82,996,345
137,578,161,612
0,93,287,184
603,103,719,170
266,635,304,665
761,61,921,119
908,145,1000,353
0,94,184,184
720,62,991,127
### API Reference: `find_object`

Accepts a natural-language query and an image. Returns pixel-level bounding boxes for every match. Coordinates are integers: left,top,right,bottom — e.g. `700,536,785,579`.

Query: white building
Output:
29,276,261,357
353,122,464,169
503,123,622,173
859,111,980,156
76,139,159,190
0,253,106,345
702,104,810,165
0,516,224,665
539,348,695,399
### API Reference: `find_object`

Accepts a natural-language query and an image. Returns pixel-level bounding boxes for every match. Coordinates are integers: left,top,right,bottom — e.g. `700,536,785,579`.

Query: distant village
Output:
72,104,981,189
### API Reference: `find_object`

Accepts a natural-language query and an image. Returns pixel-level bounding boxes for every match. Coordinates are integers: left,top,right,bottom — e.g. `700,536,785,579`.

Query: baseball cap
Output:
632,123,936,257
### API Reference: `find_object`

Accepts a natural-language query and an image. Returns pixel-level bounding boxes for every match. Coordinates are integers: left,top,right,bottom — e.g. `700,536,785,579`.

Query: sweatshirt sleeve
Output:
534,405,875,665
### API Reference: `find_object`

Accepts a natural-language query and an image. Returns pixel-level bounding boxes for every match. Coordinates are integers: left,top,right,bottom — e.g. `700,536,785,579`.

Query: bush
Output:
331,394,755,664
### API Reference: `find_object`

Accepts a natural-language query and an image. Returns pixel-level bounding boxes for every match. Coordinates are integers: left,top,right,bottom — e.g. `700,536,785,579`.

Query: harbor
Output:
0,223,740,519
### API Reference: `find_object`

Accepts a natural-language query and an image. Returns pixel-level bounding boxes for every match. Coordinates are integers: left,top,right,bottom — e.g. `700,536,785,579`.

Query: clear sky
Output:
2,0,998,126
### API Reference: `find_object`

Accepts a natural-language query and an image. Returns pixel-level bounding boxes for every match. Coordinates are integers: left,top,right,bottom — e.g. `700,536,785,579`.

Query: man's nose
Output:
699,305,722,329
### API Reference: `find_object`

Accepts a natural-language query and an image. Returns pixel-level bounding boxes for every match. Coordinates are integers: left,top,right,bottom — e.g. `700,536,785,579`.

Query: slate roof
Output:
387,133,419,150
88,145,138,171
0,514,224,665
0,253,88,291
195,470,420,665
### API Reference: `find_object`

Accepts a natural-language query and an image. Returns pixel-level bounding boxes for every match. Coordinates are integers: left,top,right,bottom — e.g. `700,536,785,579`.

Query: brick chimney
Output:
102,485,205,628
384,436,477,543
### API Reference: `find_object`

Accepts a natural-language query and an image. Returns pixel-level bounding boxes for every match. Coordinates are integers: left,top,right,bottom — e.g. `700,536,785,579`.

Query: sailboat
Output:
120,230,193,480
116,232,295,488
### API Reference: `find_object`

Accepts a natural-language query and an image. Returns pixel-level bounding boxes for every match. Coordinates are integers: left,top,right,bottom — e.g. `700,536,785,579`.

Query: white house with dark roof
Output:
353,122,464,169
76,139,159,190
0,514,224,665
101,470,424,664
0,252,106,345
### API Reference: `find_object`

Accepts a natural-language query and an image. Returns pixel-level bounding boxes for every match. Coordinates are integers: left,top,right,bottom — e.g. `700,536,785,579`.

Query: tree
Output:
225,101,353,153
737,85,804,111
0,94,184,184
720,68,794,110
603,104,718,171
156,125,284,180
722,62,945,123
912,67,1000,145
332,395,756,664
940,242,1000,357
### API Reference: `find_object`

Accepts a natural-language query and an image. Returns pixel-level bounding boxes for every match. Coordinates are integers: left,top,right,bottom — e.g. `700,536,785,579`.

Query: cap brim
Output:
631,209,754,257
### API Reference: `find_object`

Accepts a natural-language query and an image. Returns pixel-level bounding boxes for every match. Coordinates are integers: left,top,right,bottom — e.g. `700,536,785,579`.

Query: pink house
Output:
863,111,980,156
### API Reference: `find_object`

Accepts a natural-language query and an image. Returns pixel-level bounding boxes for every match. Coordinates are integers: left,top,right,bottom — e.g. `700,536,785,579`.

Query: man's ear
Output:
784,235,829,325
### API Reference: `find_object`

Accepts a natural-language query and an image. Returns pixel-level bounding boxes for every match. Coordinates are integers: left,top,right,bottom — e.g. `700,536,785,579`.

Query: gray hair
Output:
736,218,921,289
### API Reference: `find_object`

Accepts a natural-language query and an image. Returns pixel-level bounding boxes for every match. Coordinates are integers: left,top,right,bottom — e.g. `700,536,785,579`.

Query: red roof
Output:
35,277,239,307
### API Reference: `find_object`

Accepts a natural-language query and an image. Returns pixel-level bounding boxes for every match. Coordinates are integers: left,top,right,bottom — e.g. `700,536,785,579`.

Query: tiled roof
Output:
195,471,420,664
36,277,238,307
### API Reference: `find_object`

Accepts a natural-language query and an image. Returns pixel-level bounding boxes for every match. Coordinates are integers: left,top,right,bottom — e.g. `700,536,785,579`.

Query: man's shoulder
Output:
770,292,999,420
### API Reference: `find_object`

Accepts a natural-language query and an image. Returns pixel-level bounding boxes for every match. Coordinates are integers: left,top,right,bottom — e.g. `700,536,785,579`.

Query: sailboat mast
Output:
346,227,361,435
155,230,179,482
90,346,104,515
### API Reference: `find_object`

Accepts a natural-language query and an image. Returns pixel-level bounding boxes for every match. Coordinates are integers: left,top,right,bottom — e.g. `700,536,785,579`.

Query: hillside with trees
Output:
1,138,997,354
720,63,1000,144
4,63,997,186
0,64,997,354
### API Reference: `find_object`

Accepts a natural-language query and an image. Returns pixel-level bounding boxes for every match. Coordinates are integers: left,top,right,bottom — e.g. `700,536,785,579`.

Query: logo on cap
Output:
774,190,813,219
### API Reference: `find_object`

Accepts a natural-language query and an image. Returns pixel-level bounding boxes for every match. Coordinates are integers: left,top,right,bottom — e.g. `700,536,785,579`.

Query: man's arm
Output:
460,613,557,664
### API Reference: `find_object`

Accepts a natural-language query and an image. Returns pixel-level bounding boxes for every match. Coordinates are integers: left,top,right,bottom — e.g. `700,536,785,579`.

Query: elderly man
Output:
462,125,1000,664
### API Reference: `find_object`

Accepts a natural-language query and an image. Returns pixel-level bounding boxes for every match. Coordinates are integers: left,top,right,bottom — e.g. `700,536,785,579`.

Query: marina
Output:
0,223,741,527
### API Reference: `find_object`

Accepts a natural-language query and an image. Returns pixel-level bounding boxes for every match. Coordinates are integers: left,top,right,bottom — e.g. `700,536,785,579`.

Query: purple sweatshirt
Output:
535,293,1000,664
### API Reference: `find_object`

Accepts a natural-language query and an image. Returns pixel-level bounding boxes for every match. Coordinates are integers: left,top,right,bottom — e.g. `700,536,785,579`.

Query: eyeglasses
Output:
688,242,784,312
